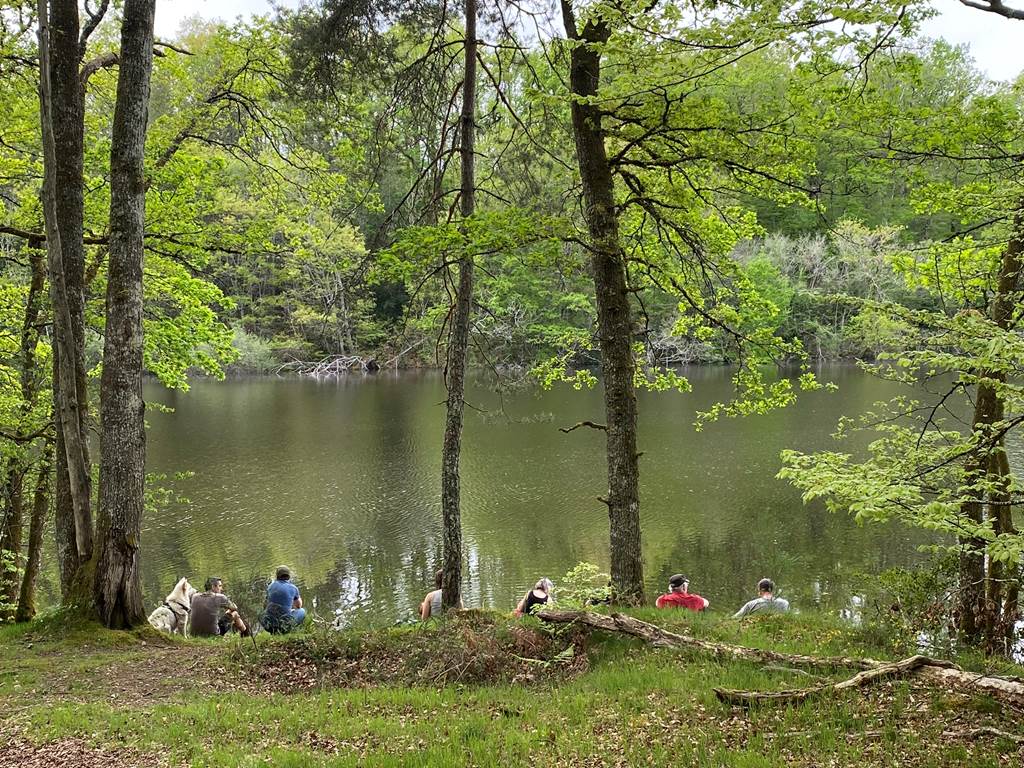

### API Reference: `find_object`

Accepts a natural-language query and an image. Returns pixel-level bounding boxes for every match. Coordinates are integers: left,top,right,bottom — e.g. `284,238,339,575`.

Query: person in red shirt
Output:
655,574,709,611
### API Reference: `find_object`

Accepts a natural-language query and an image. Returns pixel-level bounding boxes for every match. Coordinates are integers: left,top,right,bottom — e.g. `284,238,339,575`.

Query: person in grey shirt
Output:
733,578,790,618
190,577,248,637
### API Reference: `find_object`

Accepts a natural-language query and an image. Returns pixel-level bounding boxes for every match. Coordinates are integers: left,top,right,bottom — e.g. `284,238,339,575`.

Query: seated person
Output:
420,569,465,620
260,565,305,634
190,576,248,637
733,578,790,618
655,574,709,611
515,578,553,617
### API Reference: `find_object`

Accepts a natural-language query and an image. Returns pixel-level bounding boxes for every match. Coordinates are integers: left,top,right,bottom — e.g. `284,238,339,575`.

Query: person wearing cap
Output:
514,578,554,617
733,578,790,618
655,574,709,611
260,565,305,633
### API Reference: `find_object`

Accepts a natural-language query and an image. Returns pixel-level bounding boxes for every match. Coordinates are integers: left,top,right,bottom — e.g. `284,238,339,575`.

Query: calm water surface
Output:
140,366,930,624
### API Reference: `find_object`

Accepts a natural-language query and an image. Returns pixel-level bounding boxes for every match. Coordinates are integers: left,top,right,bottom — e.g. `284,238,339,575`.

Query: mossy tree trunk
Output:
92,0,156,629
440,0,477,610
38,0,94,604
559,1,644,604
16,454,53,623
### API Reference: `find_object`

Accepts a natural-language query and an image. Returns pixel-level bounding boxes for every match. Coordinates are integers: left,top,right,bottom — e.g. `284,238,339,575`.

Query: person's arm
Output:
291,584,302,610
733,600,751,619
420,595,431,621
514,592,527,616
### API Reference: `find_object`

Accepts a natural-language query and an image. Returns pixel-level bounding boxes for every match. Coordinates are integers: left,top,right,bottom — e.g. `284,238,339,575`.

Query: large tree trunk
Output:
38,0,93,603
439,0,477,610
956,208,1022,649
93,0,155,629
560,2,644,604
16,454,52,622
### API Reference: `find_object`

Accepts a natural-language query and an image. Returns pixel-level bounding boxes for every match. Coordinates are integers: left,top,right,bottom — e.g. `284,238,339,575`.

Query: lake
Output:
138,366,931,625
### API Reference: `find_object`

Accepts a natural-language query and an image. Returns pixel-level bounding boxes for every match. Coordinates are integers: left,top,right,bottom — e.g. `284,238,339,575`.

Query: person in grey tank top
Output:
733,578,790,618
420,569,465,620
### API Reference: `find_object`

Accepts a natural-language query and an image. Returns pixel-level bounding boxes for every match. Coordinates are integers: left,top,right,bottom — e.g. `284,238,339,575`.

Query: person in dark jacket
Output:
515,578,553,616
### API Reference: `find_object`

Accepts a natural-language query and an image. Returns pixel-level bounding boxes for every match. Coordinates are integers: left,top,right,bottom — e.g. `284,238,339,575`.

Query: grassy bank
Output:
1,609,1022,767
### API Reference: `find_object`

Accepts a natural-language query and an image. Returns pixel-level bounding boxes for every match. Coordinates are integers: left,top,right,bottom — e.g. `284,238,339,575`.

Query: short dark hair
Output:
434,569,444,589
204,577,222,592
758,578,775,593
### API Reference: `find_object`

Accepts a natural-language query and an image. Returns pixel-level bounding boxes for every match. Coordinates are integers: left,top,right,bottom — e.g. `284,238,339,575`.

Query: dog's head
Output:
169,577,198,606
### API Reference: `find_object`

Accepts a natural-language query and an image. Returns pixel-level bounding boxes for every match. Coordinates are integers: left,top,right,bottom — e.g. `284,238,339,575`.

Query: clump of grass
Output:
234,610,584,691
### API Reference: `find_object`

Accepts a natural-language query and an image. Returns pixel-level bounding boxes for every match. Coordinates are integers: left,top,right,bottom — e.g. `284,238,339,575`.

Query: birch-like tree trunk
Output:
93,0,156,629
560,2,644,604
38,0,94,601
440,0,477,610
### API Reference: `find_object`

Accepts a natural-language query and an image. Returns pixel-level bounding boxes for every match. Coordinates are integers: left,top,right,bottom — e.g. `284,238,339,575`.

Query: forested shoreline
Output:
1,13,998,379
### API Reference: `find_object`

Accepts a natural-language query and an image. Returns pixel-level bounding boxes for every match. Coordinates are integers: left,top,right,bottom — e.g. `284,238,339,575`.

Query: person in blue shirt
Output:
260,565,306,633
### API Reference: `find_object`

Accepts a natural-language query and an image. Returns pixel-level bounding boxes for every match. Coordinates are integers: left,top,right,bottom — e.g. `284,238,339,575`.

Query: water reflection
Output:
141,367,930,624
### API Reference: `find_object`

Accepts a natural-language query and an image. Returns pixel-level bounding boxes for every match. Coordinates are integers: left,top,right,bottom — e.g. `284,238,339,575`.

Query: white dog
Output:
147,577,198,636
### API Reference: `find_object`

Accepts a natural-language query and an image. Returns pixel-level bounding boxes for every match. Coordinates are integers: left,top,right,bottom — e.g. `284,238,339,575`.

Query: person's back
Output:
733,578,790,619
421,569,464,620
266,578,298,612
655,574,709,612
517,578,553,616
262,566,305,634
189,591,235,637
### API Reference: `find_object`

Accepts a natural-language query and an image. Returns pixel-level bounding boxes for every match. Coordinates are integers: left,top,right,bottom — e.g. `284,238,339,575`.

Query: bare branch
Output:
559,420,608,433
959,0,1024,20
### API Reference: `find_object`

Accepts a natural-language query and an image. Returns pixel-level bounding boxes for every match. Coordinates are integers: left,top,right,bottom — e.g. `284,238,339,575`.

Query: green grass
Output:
1,610,1022,767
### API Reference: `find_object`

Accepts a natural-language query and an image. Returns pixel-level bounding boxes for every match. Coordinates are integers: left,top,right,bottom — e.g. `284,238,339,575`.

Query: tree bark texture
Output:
16,454,52,622
956,206,1022,649
560,2,644,604
440,0,477,610
38,0,93,600
93,0,156,629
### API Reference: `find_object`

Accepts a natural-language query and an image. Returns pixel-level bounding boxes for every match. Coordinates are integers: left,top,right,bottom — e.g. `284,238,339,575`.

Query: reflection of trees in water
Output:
652,499,928,614
129,372,938,623
311,535,442,625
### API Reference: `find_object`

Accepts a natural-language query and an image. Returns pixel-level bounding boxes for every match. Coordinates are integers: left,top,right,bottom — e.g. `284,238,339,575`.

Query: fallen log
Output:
943,726,1024,745
714,654,935,706
537,610,879,670
536,610,1024,704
